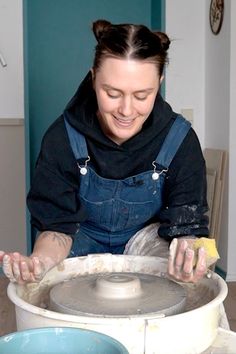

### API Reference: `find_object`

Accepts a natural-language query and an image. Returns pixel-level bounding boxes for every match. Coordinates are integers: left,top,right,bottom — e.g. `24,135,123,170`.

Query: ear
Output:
160,75,164,84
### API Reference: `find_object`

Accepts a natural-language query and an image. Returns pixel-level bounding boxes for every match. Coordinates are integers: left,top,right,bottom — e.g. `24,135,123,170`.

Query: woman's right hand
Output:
0,251,46,284
0,231,73,284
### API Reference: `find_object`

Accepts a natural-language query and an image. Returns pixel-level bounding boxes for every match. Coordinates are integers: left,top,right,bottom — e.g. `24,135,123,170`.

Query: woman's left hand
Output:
168,238,207,283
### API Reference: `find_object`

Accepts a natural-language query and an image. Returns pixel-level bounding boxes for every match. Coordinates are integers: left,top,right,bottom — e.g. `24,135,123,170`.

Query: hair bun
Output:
92,19,111,42
153,31,171,51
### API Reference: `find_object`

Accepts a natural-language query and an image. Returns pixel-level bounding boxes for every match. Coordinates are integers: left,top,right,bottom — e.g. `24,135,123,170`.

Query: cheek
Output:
97,94,117,113
137,100,155,116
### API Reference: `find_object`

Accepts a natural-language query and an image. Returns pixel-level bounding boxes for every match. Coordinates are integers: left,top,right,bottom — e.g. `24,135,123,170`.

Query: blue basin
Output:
0,327,129,354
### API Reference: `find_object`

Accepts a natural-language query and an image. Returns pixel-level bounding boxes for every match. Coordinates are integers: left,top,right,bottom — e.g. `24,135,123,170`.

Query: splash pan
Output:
7,254,229,354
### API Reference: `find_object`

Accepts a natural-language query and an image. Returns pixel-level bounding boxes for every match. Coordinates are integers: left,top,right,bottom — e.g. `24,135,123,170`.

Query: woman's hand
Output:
168,238,207,283
0,251,47,284
0,231,73,284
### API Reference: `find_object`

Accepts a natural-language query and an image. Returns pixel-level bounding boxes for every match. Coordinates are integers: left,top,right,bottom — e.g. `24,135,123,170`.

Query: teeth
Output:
115,117,133,123
119,119,132,123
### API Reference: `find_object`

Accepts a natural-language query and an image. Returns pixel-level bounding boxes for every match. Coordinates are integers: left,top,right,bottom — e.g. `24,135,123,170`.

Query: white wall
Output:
0,0,24,119
0,0,26,254
227,1,236,281
205,1,230,152
165,0,235,279
205,0,230,274
165,0,206,146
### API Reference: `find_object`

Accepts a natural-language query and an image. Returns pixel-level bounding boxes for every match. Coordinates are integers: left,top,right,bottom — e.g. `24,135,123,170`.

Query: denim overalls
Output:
64,115,191,256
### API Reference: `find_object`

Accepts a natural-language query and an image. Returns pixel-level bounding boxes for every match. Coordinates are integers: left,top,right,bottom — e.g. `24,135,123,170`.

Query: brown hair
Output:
92,19,170,76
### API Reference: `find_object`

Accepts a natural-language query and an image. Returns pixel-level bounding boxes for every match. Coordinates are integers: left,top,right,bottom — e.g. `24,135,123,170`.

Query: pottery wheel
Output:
49,272,186,317
49,272,187,317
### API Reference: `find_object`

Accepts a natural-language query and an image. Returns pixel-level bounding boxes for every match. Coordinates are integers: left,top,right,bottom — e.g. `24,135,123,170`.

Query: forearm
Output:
31,231,73,271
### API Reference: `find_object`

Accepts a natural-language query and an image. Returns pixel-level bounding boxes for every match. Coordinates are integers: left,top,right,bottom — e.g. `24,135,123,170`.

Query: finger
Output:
179,248,194,280
3,254,16,282
193,247,207,282
182,248,195,274
12,262,21,281
20,260,31,281
169,238,178,260
181,270,193,279
20,259,37,282
168,238,178,275
174,240,188,272
12,252,22,278
15,253,40,283
32,257,44,281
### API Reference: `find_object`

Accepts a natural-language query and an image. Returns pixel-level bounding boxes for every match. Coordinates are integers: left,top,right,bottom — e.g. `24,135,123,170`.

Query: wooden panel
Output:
206,167,217,227
204,148,227,246
0,118,24,126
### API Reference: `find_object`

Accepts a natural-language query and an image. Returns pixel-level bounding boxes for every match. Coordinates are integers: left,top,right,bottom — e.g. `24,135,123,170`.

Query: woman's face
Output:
93,57,162,145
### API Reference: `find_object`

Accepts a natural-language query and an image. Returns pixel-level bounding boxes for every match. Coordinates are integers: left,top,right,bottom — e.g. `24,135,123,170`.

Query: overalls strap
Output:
64,114,191,170
64,115,88,160
155,115,191,168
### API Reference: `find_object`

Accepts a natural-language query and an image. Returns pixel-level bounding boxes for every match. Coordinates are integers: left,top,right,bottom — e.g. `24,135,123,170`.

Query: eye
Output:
134,94,148,101
106,90,121,99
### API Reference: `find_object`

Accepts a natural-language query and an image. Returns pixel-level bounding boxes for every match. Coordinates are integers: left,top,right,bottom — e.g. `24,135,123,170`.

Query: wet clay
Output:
19,272,215,316
49,272,187,317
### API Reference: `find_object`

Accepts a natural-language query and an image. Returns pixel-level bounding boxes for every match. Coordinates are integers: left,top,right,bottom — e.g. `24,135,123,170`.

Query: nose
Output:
118,96,134,117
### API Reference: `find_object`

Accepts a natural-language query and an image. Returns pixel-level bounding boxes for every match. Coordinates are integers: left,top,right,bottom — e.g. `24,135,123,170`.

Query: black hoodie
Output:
27,72,209,241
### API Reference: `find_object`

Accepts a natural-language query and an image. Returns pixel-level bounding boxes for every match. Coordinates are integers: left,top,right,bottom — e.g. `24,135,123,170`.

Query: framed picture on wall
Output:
209,0,224,35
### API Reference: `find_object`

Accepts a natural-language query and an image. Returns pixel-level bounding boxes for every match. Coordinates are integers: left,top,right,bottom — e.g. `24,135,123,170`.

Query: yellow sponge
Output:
192,237,220,267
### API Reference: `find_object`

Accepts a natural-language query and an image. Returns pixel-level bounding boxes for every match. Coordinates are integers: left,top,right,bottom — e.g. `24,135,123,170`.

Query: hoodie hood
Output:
64,72,176,152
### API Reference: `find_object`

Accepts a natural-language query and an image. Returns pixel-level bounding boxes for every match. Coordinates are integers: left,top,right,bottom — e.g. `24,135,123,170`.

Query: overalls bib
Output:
64,115,191,256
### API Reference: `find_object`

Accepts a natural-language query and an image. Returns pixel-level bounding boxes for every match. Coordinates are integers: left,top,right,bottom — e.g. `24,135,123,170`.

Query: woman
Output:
0,19,209,284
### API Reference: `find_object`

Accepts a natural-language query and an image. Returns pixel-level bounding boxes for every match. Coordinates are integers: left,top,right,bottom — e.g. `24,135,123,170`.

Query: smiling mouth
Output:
113,115,135,127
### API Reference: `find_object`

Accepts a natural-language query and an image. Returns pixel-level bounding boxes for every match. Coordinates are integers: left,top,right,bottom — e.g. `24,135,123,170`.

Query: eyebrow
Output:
102,84,155,94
